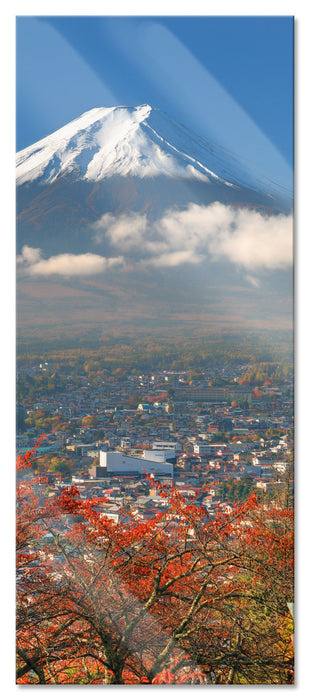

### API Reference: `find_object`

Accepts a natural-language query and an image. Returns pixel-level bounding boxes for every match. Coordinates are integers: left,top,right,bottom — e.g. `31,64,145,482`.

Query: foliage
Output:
16,439,294,685
34,454,75,475
81,414,98,429
218,473,255,503
16,373,68,404
24,409,73,435
17,331,293,379
238,362,291,387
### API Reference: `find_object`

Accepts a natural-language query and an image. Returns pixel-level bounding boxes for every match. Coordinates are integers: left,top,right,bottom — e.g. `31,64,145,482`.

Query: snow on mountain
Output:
16,104,248,189
16,105,293,341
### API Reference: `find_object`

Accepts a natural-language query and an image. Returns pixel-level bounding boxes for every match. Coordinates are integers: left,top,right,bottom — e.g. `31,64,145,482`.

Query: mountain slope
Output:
17,105,291,255
16,104,289,200
16,105,293,341
17,105,219,184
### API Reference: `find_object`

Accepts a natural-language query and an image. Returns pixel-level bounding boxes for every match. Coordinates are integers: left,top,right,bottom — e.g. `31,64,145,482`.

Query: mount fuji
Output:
16,105,293,345
17,103,291,193
17,104,238,186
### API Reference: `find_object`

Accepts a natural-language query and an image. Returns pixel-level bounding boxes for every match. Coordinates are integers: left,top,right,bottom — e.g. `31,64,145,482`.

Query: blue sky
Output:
16,15,294,193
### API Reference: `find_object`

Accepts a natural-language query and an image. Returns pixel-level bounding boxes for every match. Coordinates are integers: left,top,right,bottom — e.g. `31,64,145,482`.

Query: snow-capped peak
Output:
16,105,238,187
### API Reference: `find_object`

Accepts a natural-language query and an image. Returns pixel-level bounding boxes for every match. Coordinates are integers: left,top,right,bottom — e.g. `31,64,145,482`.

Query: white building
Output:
193,443,227,456
152,441,181,452
143,449,175,463
273,462,289,473
99,451,173,477
120,437,132,448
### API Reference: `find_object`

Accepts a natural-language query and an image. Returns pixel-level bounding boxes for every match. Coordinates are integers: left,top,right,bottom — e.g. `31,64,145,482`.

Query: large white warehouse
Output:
98,450,173,477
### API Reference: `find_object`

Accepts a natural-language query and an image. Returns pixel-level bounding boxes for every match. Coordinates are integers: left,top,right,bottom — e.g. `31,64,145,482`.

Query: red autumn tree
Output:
16,439,294,685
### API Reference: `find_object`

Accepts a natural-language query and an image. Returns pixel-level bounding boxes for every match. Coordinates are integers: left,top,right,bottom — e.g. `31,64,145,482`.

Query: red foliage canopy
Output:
16,438,294,685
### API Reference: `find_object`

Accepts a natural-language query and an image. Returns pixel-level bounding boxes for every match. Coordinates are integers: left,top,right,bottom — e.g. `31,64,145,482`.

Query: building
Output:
152,441,181,452
93,451,173,478
173,386,252,403
120,437,133,448
193,443,227,456
143,449,176,464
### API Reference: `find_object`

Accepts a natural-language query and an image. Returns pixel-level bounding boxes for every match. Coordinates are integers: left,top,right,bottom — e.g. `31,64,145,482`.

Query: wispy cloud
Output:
93,202,293,272
92,212,148,250
207,206,293,270
17,247,124,277
18,203,292,279
245,275,261,289
17,245,42,265
146,249,205,268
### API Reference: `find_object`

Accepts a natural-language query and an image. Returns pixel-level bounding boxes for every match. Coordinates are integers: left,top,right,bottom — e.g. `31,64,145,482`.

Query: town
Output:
16,351,294,520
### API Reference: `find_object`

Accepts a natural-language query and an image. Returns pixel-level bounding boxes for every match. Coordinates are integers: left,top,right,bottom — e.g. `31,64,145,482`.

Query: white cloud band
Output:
93,202,293,271
17,248,124,277
18,202,293,278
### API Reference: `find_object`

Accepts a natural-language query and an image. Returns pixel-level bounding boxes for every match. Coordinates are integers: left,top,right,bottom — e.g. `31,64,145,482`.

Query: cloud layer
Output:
93,202,293,271
17,247,123,276
18,202,292,279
